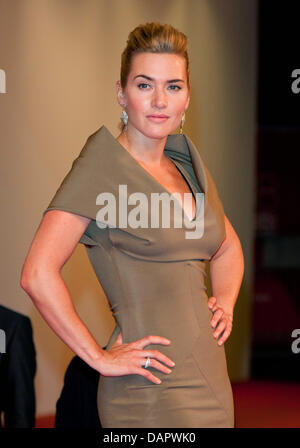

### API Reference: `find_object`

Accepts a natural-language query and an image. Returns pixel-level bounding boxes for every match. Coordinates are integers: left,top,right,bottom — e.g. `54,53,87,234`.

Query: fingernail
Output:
171,361,175,366
157,379,162,384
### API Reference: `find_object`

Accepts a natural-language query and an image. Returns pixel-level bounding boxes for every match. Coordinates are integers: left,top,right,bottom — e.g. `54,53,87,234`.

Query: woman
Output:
20,22,244,428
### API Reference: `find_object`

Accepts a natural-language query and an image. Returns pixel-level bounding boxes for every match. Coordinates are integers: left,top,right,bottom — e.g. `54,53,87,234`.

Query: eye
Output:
168,85,182,91
137,83,150,89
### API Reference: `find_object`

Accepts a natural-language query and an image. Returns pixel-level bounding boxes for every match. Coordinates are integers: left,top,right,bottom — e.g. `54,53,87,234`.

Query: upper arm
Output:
21,210,91,285
211,214,239,260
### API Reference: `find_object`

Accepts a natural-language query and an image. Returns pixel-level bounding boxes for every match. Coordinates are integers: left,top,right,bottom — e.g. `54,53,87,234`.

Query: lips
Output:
147,115,169,123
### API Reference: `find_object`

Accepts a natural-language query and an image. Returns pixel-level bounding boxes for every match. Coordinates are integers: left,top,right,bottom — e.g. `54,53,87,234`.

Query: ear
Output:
184,91,191,111
116,80,126,108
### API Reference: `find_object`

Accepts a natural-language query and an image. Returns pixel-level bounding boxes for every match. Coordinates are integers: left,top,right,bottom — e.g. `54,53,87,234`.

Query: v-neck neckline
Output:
112,133,198,222
101,125,208,223
171,159,198,221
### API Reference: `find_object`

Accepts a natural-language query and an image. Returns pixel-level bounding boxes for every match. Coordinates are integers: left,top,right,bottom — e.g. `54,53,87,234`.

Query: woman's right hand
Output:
98,332,175,384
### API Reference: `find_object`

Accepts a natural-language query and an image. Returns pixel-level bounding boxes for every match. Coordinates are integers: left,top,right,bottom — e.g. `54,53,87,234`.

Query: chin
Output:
143,123,175,139
147,130,170,140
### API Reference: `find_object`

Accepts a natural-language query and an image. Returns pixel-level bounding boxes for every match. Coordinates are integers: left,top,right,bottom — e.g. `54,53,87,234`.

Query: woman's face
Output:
117,52,190,139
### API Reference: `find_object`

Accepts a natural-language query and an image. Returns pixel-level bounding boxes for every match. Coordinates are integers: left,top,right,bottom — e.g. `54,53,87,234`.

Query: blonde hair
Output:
119,22,191,131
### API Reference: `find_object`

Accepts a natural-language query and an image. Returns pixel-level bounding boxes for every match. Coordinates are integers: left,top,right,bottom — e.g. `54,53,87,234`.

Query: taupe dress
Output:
43,124,234,428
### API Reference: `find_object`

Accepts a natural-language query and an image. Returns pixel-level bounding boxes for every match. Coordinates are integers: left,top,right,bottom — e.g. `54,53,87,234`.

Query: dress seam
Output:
104,241,130,342
185,263,232,422
191,350,232,421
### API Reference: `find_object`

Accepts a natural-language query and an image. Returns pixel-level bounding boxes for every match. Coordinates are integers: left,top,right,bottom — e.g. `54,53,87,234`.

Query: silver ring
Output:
144,356,151,369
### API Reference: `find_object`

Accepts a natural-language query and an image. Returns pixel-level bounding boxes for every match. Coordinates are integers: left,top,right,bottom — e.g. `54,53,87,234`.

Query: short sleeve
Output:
42,129,105,246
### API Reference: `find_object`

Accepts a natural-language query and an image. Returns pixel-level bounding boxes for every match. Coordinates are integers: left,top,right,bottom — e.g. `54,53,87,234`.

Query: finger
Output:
216,328,231,346
207,296,217,309
225,313,234,323
211,304,220,313
135,367,162,385
133,335,171,350
211,309,224,328
140,357,173,375
142,349,175,367
213,318,227,338
214,319,232,340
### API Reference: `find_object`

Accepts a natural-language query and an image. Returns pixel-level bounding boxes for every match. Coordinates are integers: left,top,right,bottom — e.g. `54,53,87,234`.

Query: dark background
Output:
251,0,300,380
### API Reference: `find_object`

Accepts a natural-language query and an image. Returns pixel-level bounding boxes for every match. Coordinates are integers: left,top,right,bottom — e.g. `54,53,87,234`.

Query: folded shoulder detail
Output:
42,124,225,240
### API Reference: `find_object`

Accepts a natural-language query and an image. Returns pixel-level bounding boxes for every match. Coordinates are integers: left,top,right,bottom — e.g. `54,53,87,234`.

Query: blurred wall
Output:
0,0,257,416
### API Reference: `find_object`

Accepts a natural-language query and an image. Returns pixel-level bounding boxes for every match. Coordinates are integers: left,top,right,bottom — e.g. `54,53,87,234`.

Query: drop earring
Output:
121,107,128,131
180,112,185,135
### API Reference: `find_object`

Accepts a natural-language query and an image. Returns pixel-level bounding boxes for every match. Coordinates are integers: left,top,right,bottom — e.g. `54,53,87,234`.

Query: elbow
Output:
20,275,28,291
20,275,34,294
20,262,31,292
20,268,36,295
20,262,60,300
231,237,245,277
235,234,244,262
20,263,45,297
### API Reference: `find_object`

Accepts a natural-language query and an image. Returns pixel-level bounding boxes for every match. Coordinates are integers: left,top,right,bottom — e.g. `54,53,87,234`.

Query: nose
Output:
151,87,167,109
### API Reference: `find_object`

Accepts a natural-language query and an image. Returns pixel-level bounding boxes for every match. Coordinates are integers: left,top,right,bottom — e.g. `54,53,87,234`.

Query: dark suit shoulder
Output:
0,305,32,336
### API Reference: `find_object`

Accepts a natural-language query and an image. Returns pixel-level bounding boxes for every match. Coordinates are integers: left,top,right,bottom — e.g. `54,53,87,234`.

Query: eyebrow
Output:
133,74,184,83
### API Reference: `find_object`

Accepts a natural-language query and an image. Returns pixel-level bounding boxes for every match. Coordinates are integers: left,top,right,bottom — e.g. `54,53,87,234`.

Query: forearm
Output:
21,269,105,372
209,239,244,316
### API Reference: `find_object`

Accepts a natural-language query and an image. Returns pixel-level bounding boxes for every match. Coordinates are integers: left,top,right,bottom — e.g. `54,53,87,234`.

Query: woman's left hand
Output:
207,296,233,346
